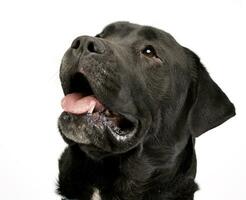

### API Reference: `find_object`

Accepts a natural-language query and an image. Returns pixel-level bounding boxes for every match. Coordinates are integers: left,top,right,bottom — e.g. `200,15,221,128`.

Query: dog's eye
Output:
141,45,158,58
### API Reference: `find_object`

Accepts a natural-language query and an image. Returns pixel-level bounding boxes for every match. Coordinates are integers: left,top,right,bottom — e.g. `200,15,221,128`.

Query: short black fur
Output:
57,22,235,200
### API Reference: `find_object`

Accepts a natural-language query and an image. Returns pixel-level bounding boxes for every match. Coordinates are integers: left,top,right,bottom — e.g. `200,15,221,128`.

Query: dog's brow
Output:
138,27,158,40
103,23,135,38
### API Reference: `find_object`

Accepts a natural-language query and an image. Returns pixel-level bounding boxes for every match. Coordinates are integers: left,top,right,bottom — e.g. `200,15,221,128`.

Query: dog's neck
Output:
58,136,198,200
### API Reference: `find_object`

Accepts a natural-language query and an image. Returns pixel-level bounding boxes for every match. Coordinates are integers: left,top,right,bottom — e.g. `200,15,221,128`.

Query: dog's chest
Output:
91,188,101,200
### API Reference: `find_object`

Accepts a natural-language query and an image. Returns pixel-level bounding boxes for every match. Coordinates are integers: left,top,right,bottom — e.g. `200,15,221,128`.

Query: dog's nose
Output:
71,36,105,54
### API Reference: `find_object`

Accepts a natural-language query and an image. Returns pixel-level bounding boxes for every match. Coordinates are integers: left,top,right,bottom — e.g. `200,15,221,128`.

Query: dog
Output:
57,22,235,200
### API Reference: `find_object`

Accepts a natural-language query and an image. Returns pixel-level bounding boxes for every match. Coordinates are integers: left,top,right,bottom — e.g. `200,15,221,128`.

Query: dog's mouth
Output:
61,73,136,142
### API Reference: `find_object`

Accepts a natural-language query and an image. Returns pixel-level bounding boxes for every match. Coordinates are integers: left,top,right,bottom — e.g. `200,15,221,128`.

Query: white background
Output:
0,0,245,199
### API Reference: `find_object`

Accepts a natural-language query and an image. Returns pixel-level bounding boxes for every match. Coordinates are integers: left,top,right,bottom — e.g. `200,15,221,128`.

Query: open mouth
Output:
61,73,136,140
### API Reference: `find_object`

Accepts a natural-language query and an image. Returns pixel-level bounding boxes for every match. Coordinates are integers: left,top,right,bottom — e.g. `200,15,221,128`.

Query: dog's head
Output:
58,22,235,160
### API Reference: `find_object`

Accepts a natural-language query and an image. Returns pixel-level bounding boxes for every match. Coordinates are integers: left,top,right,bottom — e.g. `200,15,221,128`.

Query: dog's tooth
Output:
88,103,96,113
105,109,111,116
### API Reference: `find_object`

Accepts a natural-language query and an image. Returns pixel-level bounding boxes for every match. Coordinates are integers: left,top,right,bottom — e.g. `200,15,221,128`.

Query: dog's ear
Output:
184,48,235,137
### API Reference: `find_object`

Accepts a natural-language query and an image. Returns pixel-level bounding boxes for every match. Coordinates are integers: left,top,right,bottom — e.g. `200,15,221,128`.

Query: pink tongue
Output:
61,93,105,114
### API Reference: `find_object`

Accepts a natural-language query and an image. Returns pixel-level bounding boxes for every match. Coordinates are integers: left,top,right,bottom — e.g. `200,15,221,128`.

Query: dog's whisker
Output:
48,69,60,82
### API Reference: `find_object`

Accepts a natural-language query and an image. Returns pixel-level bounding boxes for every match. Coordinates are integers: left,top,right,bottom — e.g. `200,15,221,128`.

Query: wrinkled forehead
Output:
98,22,176,45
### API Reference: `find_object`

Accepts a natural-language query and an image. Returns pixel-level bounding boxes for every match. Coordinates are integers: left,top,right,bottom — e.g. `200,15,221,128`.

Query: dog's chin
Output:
78,144,113,160
58,110,139,159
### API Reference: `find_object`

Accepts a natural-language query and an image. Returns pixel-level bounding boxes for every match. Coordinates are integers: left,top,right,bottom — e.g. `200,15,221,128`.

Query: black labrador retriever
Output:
57,22,235,200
